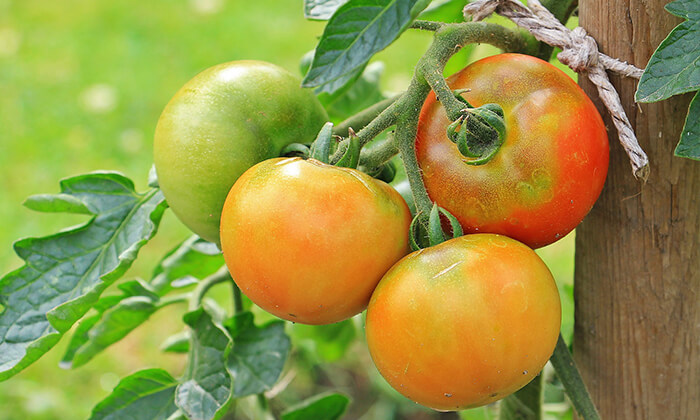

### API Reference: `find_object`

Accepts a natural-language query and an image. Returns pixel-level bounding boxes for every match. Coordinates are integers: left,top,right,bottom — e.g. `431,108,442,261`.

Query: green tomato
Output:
154,60,328,243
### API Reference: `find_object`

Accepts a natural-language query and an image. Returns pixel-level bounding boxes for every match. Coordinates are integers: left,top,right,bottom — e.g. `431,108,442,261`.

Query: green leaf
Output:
675,91,700,160
635,0,700,102
89,368,179,420
302,0,431,92
23,193,91,214
281,392,350,420
66,296,159,368
176,307,233,420
304,0,350,20
0,172,166,381
418,0,469,23
225,311,291,397
160,331,190,354
151,236,224,293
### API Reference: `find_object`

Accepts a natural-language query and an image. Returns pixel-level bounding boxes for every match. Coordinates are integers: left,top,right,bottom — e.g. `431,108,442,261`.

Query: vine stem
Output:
333,95,401,137
397,22,534,224
550,334,601,420
188,265,231,311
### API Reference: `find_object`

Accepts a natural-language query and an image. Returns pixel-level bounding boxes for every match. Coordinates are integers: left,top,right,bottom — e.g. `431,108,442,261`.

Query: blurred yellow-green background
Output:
0,1,575,419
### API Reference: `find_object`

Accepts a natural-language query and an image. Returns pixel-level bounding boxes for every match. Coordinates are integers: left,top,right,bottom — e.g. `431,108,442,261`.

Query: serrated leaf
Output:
0,172,166,381
302,0,431,92
151,236,224,294
176,307,233,420
70,296,159,368
23,193,91,214
225,311,291,397
281,392,350,420
89,368,179,420
161,331,190,354
304,0,350,20
675,91,700,160
635,0,700,102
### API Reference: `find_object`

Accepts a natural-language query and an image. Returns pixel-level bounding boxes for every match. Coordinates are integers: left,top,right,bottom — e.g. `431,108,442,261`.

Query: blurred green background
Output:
0,0,575,418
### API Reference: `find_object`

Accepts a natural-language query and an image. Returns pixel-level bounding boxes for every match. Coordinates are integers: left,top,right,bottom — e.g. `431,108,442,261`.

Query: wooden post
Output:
575,0,700,418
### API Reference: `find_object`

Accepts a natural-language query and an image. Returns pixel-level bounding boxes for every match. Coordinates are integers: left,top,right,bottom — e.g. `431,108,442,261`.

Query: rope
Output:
464,0,649,180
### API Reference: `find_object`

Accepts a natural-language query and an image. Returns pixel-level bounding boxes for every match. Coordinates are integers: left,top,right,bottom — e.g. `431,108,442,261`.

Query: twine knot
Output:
464,0,650,180
558,27,599,73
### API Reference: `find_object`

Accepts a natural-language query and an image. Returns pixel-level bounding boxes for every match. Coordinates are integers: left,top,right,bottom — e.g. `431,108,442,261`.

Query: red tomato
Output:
220,157,412,325
366,234,561,411
416,54,609,248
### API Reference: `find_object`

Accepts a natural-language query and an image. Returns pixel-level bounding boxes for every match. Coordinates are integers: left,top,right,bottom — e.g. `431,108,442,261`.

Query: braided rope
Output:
464,0,649,180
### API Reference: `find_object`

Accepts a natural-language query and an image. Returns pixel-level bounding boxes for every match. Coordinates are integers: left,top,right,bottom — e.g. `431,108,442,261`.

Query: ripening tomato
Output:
154,61,328,244
366,234,561,411
416,53,609,248
220,157,412,325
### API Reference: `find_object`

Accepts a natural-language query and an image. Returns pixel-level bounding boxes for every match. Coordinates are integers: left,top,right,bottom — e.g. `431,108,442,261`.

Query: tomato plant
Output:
366,233,562,411
153,60,328,244
416,54,609,248
219,157,412,325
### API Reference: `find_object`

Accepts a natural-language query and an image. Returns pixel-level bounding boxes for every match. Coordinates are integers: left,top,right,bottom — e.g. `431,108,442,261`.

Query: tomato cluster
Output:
154,54,607,411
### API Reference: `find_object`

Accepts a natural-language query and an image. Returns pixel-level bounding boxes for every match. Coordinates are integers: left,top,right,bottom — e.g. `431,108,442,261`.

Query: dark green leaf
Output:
176,307,233,420
281,392,350,420
89,368,179,420
302,0,431,92
0,172,166,381
675,91,700,160
160,331,190,354
304,0,350,20
635,0,700,102
151,236,224,294
225,311,291,397
68,296,159,368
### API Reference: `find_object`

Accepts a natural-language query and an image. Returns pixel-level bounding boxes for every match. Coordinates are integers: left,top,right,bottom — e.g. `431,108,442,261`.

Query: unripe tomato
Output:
416,54,609,248
154,61,328,244
366,234,561,411
220,157,412,325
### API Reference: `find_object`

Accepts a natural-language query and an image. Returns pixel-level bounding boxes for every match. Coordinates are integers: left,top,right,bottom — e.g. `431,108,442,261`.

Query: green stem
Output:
330,98,403,164
550,334,601,420
410,19,443,31
396,22,531,225
333,95,401,137
358,134,399,169
188,265,231,311
232,280,244,314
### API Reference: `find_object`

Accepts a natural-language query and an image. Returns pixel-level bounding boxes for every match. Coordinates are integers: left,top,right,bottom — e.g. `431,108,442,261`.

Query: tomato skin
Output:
416,54,609,248
154,61,328,244
366,234,561,411
220,157,412,325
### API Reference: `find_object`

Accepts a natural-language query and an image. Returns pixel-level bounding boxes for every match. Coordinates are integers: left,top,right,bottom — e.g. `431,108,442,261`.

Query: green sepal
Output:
448,103,506,165
374,160,397,183
335,133,361,169
280,143,311,158
409,215,428,252
309,122,334,163
427,204,463,247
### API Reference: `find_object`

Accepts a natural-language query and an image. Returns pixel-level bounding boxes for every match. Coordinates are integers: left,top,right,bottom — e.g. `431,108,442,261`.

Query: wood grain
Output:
575,1,700,419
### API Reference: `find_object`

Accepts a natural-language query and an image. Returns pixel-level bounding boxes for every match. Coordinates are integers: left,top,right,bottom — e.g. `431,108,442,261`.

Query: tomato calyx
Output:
409,203,463,251
446,91,506,166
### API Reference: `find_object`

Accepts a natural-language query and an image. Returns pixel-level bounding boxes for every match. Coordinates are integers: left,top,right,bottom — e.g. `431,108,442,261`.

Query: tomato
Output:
219,157,412,325
365,234,561,411
416,54,609,248
154,60,328,244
